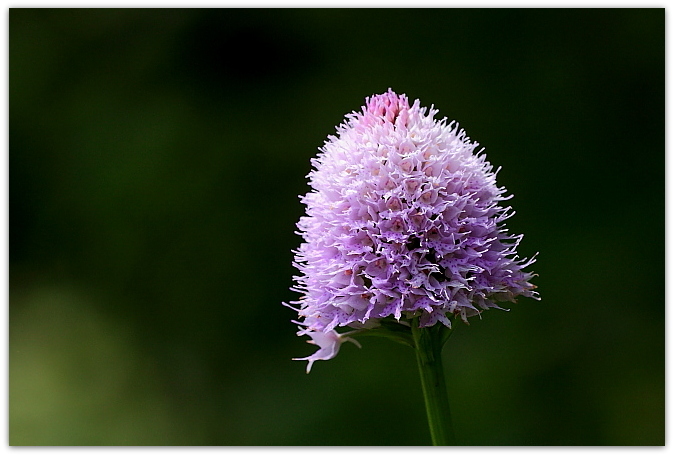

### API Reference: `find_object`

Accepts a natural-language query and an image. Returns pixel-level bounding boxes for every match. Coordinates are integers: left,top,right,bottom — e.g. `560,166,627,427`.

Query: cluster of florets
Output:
287,89,537,372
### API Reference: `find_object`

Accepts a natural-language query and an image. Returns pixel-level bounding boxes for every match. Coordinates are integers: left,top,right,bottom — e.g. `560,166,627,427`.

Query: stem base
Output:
411,319,456,446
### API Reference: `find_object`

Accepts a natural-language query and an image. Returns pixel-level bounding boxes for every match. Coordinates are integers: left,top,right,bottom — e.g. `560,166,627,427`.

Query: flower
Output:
287,89,538,371
292,329,362,374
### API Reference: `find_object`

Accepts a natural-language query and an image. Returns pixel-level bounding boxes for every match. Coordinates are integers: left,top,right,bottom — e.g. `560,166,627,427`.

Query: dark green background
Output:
10,8,664,445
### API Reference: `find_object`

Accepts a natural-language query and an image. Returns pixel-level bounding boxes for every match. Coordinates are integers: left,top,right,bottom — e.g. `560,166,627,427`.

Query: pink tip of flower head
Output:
288,89,538,372
365,88,409,122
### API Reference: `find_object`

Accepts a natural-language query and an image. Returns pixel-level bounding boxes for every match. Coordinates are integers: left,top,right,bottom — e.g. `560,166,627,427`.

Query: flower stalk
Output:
412,318,455,445
286,89,539,445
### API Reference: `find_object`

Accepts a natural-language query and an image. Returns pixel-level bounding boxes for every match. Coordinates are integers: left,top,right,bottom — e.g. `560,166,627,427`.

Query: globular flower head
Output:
287,89,538,371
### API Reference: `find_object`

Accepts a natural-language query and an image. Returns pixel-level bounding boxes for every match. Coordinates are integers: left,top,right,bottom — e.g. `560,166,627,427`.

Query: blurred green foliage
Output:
10,8,663,445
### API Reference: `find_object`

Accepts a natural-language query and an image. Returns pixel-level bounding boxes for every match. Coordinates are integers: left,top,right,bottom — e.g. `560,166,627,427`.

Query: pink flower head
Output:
287,89,538,371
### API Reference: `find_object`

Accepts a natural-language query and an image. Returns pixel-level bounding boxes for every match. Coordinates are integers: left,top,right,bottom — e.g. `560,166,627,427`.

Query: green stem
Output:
411,318,456,446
